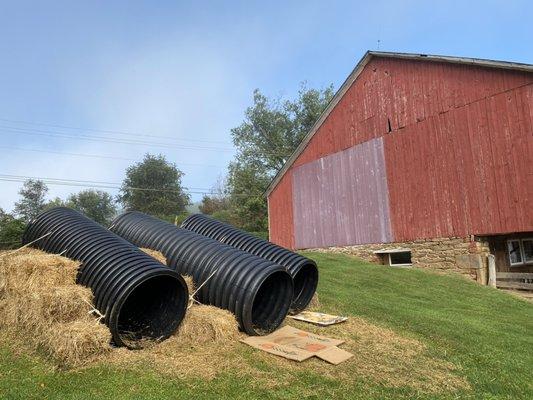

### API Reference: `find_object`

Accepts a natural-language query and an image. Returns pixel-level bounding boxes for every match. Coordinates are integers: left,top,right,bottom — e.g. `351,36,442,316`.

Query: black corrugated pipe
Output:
110,211,293,335
180,214,318,313
22,207,188,349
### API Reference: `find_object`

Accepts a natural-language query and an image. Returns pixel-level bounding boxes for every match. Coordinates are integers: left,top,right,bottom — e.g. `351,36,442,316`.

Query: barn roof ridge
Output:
265,50,533,196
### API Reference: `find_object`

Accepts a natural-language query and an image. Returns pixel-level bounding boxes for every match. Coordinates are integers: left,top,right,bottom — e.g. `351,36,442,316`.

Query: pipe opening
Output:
291,262,319,313
251,271,293,335
115,274,188,348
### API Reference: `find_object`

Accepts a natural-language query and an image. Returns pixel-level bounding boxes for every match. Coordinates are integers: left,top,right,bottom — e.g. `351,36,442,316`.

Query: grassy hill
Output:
1,251,531,399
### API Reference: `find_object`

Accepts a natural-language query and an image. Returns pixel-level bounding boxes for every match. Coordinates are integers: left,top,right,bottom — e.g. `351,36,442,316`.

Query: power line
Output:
0,173,205,192
0,174,215,191
0,125,294,157
0,116,232,145
0,176,212,195
0,174,262,198
0,125,236,152
0,145,225,168
0,145,132,161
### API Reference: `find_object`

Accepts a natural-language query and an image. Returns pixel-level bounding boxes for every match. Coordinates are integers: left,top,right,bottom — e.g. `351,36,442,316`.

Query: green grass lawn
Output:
1,252,532,399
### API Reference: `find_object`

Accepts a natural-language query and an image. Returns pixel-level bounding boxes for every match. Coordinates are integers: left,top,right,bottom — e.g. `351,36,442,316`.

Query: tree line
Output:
0,154,190,248
0,83,333,248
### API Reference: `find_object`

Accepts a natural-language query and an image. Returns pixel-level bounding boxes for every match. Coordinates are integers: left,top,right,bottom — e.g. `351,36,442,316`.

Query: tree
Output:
14,179,49,222
199,195,227,215
0,208,25,249
118,154,190,217
226,83,334,231
226,161,270,232
44,197,66,210
199,176,230,215
66,189,117,225
231,83,334,175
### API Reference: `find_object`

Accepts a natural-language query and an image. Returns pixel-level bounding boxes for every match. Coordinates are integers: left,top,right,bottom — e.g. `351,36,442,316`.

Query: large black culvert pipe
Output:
22,207,188,349
110,211,293,335
180,214,318,313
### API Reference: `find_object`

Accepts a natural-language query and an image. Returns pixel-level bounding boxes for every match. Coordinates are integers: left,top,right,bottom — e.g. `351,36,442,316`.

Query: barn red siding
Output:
268,56,533,248
268,171,294,248
385,83,533,241
293,58,531,168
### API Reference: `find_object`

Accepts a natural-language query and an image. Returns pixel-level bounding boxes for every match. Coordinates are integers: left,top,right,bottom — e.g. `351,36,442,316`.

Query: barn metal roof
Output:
265,51,533,196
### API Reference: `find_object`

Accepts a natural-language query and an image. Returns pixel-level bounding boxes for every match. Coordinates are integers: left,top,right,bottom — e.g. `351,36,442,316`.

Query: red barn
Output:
266,51,533,284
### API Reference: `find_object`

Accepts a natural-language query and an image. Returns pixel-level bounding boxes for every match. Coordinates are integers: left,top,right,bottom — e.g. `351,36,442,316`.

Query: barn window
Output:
373,249,412,267
507,239,533,266
389,251,412,266
524,240,533,263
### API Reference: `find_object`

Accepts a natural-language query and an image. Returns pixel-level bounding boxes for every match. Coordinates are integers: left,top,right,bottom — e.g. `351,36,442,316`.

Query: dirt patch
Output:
0,249,469,393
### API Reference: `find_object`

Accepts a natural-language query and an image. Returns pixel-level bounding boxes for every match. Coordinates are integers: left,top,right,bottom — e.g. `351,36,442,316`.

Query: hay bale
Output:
182,275,195,294
178,305,239,344
0,249,111,367
140,248,167,264
107,303,243,379
0,248,239,371
46,320,112,367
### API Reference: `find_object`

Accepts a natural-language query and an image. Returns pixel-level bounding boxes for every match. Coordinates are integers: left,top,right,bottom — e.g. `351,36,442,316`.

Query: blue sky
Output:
0,0,531,211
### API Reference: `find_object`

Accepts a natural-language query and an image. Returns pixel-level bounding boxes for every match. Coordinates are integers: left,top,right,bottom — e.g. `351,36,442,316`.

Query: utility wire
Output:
0,125,236,152
0,173,216,191
0,174,262,198
0,145,224,168
0,125,293,157
0,116,231,145
0,173,212,191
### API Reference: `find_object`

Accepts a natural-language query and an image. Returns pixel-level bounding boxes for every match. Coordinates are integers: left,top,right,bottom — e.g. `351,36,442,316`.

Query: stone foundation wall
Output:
308,236,491,282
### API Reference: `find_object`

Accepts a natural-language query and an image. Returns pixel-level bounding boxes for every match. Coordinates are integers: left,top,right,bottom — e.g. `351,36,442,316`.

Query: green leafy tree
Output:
199,176,231,216
226,83,334,231
210,209,240,226
226,162,270,231
199,194,230,215
44,197,66,210
118,154,190,217
14,179,49,222
66,189,117,225
0,208,25,249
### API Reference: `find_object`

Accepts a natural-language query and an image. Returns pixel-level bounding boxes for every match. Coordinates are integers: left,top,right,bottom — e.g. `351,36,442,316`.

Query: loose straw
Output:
81,298,105,323
188,268,219,309
0,231,52,259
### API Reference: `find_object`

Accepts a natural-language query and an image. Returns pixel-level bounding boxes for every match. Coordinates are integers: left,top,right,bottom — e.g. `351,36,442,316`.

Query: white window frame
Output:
388,251,412,267
373,249,412,267
507,238,533,267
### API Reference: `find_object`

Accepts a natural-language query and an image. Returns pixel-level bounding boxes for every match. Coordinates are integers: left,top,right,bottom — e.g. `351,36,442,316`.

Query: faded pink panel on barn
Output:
292,137,393,249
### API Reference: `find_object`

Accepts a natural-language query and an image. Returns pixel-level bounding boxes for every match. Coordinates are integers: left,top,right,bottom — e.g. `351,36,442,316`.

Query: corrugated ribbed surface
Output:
181,214,318,313
111,211,293,335
22,207,188,348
